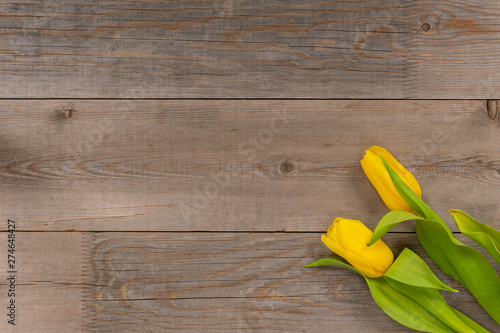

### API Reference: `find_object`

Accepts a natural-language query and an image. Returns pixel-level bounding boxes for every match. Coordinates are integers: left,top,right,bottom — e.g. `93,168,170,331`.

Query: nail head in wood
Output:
421,23,431,32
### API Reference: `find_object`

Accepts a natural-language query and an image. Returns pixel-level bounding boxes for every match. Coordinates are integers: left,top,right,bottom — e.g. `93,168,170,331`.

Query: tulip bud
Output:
361,146,422,213
321,218,394,278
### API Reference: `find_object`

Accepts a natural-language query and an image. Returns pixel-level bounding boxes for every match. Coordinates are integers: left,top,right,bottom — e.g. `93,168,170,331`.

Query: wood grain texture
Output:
0,0,499,98
1,99,499,232
82,232,499,332
0,231,496,332
411,0,500,99
0,232,85,332
3,2,500,333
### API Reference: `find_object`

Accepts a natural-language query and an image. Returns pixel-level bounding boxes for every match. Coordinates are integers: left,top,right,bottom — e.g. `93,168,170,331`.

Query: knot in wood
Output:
487,100,498,120
56,107,73,119
421,23,431,32
280,160,297,175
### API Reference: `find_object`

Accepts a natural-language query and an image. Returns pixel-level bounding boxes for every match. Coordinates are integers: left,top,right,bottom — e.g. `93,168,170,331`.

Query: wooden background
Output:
0,1,499,332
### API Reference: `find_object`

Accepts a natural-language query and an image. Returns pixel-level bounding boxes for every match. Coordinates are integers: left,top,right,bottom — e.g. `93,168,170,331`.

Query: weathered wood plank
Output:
411,0,500,99
84,232,499,332
0,0,411,98
0,232,85,332
0,0,500,98
0,232,500,333
1,100,499,232
0,231,497,332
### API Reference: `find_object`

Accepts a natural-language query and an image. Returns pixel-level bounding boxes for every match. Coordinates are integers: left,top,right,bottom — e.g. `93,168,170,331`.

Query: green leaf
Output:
385,278,487,333
368,210,421,246
384,248,457,292
380,156,444,225
304,257,362,275
365,277,455,333
451,308,491,333
451,209,500,265
416,218,500,325
305,256,482,332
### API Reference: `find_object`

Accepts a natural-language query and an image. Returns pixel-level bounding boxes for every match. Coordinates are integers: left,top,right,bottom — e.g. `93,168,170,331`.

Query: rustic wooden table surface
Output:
1,1,500,332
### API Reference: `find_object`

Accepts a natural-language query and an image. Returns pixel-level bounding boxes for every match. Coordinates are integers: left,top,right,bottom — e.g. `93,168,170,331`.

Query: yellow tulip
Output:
361,146,422,213
321,218,394,278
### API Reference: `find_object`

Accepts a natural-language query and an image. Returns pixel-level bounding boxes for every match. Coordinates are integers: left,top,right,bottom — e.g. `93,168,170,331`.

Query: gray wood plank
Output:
0,231,498,332
0,232,85,332
1,99,499,232
0,0,499,98
83,232,499,332
410,0,500,99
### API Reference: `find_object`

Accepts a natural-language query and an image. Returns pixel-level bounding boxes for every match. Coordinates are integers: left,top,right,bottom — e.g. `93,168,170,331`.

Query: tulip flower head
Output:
321,218,394,278
361,146,422,213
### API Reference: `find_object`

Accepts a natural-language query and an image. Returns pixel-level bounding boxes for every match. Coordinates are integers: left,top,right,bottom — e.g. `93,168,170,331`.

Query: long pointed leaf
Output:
305,257,466,331
452,308,491,333
416,219,500,325
385,156,500,324
384,248,457,292
386,278,487,333
365,277,455,333
451,209,500,265
368,210,421,246
304,257,362,275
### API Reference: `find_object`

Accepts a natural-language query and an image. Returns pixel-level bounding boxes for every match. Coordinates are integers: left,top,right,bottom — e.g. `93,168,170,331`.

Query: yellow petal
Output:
369,146,422,198
362,152,408,211
321,218,394,277
361,239,394,273
321,234,346,258
362,147,422,212
341,249,382,277
336,219,372,253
